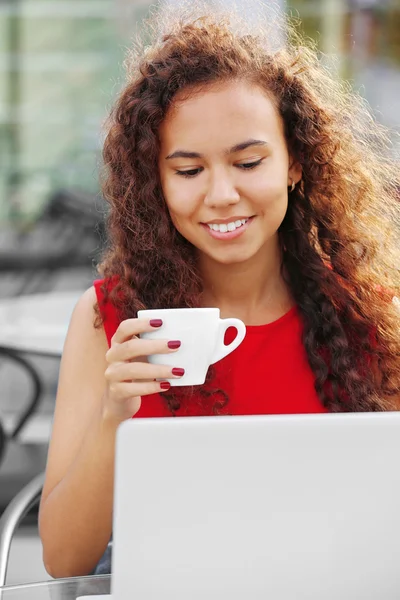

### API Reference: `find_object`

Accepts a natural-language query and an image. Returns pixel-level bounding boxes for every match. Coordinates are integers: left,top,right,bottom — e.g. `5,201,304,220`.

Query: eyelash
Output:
175,159,263,179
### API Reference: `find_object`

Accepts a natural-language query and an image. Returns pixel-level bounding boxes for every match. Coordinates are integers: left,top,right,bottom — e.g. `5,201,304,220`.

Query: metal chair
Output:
0,471,45,587
0,420,6,469
0,347,43,443
0,346,47,515
0,349,47,586
0,473,113,585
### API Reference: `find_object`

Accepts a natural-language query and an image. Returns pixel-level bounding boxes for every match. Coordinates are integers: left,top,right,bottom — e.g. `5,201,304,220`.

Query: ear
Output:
288,158,302,186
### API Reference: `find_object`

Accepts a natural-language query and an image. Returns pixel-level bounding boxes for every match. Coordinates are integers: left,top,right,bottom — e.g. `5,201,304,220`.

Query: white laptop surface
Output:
110,413,400,600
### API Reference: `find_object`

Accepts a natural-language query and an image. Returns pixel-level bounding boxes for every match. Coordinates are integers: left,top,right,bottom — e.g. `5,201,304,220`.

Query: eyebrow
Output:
165,139,268,160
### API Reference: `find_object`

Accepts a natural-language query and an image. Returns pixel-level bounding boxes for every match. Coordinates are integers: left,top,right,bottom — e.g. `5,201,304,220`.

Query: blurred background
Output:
0,0,400,585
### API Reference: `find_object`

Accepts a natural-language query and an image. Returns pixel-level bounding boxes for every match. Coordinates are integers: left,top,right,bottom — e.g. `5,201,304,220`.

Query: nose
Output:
203,169,240,209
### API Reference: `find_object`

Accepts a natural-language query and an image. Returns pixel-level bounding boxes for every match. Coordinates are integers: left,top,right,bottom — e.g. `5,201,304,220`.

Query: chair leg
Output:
0,472,45,587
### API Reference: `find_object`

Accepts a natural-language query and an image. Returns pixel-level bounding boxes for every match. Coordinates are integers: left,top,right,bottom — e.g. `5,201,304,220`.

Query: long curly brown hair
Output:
98,2,400,413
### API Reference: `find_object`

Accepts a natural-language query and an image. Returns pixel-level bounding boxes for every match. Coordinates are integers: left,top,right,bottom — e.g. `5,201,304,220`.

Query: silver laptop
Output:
108,412,400,600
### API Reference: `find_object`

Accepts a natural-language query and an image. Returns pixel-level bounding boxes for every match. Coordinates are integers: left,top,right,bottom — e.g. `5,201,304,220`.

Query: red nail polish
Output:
168,340,181,349
150,319,163,328
172,368,185,377
160,381,170,391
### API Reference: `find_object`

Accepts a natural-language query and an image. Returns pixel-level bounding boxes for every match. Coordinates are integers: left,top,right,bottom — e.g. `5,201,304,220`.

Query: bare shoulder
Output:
59,285,109,405
63,286,108,358
75,285,97,311
69,285,101,333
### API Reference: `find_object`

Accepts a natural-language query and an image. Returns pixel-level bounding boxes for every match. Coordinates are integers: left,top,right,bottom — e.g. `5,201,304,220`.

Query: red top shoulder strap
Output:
93,278,121,347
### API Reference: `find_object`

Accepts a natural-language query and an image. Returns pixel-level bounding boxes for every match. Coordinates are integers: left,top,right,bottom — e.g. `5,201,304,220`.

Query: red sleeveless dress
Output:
94,279,327,417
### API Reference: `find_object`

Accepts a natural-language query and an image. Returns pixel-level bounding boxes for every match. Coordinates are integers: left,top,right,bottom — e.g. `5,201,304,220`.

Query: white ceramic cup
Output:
137,308,246,386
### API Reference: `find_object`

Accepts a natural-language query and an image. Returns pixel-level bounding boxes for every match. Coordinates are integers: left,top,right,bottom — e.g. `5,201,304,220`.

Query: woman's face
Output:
158,80,301,266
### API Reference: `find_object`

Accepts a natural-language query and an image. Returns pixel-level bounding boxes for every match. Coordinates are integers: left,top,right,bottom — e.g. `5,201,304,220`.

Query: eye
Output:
237,159,263,170
175,168,203,178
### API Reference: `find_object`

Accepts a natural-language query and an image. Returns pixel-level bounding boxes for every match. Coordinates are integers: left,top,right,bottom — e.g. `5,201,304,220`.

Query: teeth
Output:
207,218,249,233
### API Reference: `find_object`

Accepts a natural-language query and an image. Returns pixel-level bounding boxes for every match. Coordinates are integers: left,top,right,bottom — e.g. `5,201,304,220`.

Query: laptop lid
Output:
112,413,400,600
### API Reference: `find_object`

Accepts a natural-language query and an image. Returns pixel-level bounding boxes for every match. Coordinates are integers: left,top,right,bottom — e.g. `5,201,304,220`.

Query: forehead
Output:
159,81,284,152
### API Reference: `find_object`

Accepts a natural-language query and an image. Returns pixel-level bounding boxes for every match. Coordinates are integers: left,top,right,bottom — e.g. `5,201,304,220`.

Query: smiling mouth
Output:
201,216,255,241
204,218,251,234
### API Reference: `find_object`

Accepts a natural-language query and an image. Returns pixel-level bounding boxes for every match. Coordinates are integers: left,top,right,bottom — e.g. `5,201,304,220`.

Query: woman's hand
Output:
103,318,183,421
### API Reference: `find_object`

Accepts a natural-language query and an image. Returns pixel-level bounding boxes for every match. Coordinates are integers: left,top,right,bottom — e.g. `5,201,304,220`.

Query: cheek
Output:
246,172,288,212
163,179,199,220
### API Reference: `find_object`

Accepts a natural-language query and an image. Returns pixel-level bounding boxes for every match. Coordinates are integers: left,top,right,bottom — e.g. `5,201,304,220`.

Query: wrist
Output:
100,402,126,431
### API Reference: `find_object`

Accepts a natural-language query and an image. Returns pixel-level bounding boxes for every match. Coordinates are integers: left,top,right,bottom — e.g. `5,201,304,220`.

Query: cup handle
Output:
210,318,246,365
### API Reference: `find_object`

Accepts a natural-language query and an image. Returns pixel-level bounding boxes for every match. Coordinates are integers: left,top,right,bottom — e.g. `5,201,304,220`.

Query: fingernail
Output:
160,381,170,391
172,368,185,377
168,340,181,350
150,319,163,328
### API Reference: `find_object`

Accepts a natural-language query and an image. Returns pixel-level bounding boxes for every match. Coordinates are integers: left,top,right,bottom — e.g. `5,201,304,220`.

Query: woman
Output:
38,3,400,578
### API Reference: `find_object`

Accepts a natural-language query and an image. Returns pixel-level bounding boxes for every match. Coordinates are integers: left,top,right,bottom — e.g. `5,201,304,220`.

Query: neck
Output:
198,239,293,325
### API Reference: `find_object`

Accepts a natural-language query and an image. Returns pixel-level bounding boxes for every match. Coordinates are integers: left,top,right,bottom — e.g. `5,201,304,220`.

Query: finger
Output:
105,361,184,382
111,317,164,345
108,379,172,401
106,337,181,364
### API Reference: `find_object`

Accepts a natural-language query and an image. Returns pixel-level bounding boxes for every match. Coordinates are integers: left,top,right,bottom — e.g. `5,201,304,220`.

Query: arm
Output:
38,287,183,578
38,287,119,577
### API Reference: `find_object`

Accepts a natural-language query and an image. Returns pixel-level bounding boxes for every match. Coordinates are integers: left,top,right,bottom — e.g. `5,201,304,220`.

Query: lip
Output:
202,216,252,225
201,216,254,241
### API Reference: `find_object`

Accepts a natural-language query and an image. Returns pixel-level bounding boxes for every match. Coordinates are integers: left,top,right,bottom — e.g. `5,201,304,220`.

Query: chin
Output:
207,248,256,265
